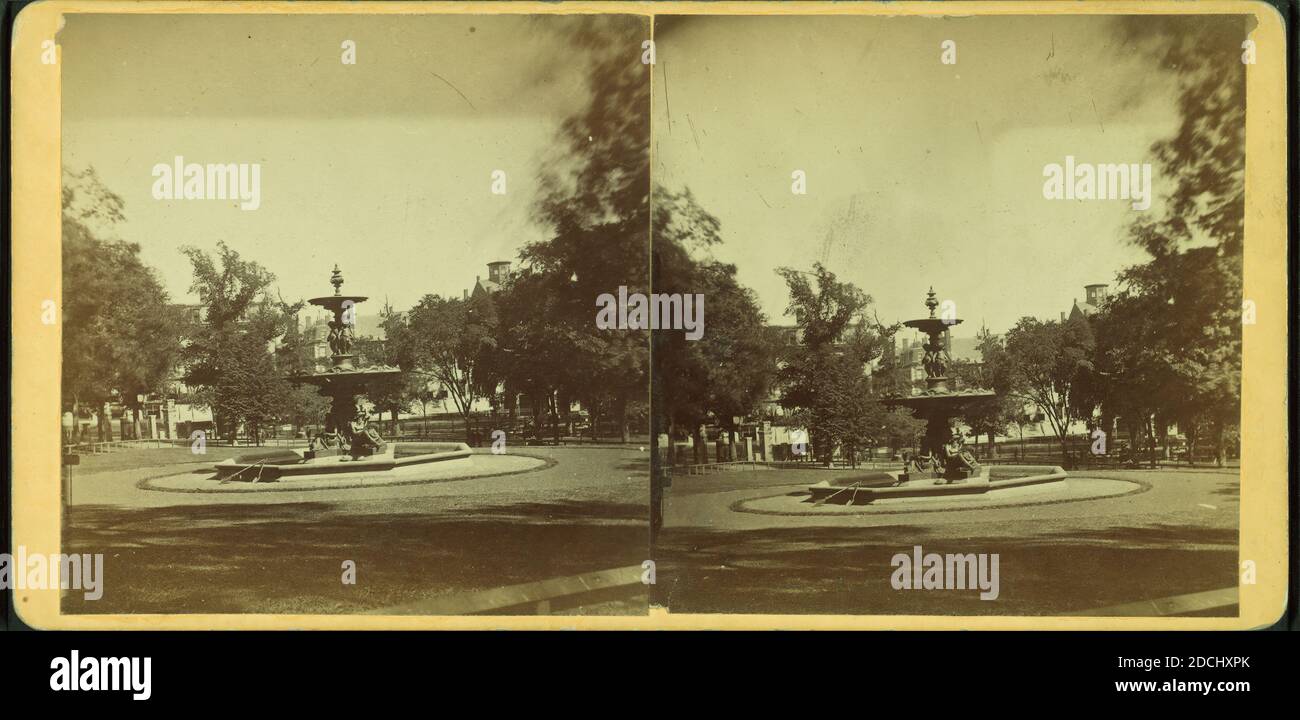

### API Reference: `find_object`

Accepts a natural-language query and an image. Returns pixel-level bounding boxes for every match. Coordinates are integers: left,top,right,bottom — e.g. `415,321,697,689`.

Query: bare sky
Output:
652,14,1187,338
62,13,646,313
62,12,1205,337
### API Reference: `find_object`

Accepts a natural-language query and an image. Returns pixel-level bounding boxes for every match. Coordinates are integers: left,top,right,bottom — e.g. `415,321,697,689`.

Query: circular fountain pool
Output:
141,450,552,493
733,467,1147,516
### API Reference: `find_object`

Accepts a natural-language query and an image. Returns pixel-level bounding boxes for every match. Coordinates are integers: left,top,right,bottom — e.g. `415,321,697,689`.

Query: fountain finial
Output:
925,286,938,318
330,265,344,295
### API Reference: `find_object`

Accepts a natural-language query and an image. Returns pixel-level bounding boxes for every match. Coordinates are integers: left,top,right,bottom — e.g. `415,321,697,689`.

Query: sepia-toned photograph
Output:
650,13,1249,617
6,1,1287,640
55,12,652,616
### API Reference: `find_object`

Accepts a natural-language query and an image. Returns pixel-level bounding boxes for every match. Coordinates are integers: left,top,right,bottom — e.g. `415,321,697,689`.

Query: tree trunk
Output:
1147,416,1159,468
617,394,629,444
531,396,545,442
550,392,561,445
1214,419,1227,467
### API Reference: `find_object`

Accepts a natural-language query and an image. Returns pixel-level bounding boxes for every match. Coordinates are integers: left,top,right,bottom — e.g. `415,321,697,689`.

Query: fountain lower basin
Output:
806,465,1067,504
214,441,472,482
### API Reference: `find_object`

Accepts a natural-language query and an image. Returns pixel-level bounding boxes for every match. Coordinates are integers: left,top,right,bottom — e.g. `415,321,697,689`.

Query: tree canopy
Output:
61,167,184,416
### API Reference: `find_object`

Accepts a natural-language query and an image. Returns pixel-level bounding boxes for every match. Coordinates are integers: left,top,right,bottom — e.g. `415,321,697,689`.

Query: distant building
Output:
458,261,519,413
1066,283,1108,322
471,260,512,298
174,303,207,324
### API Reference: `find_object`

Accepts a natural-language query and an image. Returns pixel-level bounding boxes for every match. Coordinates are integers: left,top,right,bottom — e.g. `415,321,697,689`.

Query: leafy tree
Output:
61,166,184,439
272,311,330,436
517,27,651,442
180,242,300,443
202,329,285,444
879,407,928,461
774,264,894,466
988,316,1094,464
350,304,423,435
949,327,1020,457
868,328,933,459
873,333,915,399
481,270,581,442
388,293,496,443
1087,16,1247,466
353,337,410,434
652,186,780,457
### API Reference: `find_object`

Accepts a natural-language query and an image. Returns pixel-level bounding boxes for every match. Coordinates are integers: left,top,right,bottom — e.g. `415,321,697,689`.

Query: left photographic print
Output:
54,12,652,618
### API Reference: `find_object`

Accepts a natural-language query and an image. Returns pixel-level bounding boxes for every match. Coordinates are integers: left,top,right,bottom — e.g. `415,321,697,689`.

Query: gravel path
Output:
60,446,649,615
655,467,1240,616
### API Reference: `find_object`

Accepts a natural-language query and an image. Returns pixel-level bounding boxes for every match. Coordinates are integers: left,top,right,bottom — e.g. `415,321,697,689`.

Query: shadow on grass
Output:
63,500,648,616
1211,483,1241,498
653,522,1238,617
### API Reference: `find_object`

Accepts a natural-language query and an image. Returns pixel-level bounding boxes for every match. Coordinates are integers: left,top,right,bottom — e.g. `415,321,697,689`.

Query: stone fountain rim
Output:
138,451,558,494
903,316,963,328
308,294,369,304
729,474,1151,517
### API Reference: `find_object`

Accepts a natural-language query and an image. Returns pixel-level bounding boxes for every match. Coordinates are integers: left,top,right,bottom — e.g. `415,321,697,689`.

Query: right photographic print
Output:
649,12,1261,619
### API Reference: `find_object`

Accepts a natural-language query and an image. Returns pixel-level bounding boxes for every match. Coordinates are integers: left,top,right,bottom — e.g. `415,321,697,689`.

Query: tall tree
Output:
774,264,893,466
519,22,651,442
949,327,1020,457
1091,16,1248,466
61,166,184,438
989,316,1094,464
652,186,780,457
272,310,330,436
388,293,497,443
180,241,300,443
482,270,584,442
350,304,421,435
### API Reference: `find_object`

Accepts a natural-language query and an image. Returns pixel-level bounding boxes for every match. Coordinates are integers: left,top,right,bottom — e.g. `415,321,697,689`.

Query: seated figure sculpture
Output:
347,402,386,459
939,428,980,483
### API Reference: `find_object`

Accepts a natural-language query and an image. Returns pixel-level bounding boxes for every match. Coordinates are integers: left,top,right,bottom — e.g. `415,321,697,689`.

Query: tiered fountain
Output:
890,287,996,481
213,266,471,482
297,264,400,460
806,288,1066,505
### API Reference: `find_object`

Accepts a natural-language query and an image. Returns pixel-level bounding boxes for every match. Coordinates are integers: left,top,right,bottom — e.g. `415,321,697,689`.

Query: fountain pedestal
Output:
295,265,400,461
887,288,994,482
